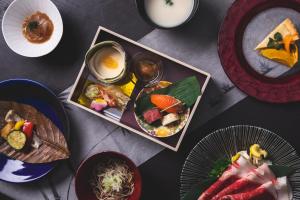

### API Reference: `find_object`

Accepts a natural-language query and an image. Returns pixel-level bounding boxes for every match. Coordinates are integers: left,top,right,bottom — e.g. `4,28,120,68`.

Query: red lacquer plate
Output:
218,0,300,103
75,152,142,200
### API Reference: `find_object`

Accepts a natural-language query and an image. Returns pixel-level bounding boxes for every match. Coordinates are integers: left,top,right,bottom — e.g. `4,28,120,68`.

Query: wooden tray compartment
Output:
68,27,210,151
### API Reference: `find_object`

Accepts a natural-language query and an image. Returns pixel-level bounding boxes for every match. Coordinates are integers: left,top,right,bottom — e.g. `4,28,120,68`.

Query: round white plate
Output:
2,0,63,57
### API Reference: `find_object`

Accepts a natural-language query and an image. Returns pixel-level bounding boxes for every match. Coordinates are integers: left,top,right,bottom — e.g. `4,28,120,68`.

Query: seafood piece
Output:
150,94,183,113
85,84,130,111
7,130,27,150
161,113,179,126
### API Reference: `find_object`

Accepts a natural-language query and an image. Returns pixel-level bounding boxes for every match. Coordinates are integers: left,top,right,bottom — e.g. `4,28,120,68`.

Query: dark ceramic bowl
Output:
0,79,70,183
135,0,200,29
75,152,142,200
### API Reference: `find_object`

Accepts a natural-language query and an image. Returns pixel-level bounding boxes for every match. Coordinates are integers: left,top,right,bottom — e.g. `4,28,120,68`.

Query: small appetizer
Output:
0,101,70,163
255,18,299,68
196,144,293,200
79,83,131,112
22,11,54,44
90,158,134,200
135,76,201,137
87,41,127,84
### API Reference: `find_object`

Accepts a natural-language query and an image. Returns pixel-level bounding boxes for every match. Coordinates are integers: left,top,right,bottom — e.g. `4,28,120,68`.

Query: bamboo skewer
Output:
160,101,182,113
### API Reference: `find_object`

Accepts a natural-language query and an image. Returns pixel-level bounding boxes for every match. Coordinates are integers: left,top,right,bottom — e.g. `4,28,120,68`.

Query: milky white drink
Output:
144,0,195,28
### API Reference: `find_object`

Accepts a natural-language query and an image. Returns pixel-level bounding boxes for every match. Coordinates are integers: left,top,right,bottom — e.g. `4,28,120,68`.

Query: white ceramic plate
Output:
1,0,63,57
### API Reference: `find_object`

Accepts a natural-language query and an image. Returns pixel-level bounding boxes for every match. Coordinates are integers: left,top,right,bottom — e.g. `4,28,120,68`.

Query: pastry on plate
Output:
255,18,299,68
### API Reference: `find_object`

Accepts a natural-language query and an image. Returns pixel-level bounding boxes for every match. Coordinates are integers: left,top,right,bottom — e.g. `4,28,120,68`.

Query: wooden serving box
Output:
68,27,210,151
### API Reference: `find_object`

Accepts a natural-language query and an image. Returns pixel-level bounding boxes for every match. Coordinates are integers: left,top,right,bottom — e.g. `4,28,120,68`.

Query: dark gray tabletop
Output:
0,0,153,94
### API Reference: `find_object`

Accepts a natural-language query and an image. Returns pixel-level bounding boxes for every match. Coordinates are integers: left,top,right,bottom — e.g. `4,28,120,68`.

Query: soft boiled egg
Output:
87,41,126,83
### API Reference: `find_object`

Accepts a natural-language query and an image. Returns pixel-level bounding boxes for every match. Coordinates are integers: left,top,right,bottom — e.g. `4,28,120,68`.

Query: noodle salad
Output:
90,158,135,200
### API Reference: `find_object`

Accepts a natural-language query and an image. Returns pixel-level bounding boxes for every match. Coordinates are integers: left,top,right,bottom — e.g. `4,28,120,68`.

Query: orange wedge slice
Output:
260,45,298,68
283,34,298,53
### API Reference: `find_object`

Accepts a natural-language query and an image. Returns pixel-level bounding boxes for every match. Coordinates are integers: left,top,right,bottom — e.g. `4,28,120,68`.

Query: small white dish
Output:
2,0,63,57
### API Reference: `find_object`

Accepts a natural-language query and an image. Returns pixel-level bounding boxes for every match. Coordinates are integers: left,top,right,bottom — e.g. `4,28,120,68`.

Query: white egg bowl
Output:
1,0,63,57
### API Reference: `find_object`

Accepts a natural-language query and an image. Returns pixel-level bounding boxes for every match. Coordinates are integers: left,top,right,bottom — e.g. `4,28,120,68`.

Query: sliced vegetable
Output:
22,121,34,139
1,122,15,140
14,120,25,130
7,130,27,150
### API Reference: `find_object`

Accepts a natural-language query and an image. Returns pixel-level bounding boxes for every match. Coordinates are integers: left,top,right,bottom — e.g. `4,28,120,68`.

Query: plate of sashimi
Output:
134,77,200,138
180,125,300,200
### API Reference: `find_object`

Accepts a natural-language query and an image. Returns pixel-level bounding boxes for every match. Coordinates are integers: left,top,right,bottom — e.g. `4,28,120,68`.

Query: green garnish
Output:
208,158,231,178
165,0,174,6
267,32,284,50
182,158,230,200
274,32,283,41
27,21,39,32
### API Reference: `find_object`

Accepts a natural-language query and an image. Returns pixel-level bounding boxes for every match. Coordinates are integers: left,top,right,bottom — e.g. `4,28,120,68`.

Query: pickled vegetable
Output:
7,130,27,150
1,122,15,140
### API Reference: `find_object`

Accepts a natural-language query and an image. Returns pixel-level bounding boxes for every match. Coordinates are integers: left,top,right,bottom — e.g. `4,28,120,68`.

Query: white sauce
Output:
89,46,125,79
144,0,195,28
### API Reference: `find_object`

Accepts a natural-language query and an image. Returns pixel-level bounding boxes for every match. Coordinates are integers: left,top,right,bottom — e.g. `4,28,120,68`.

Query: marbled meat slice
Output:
198,156,256,200
211,164,276,200
219,181,276,200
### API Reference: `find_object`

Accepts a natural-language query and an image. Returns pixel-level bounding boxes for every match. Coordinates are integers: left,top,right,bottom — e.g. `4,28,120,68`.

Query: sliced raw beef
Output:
198,157,256,200
219,181,276,200
211,164,276,200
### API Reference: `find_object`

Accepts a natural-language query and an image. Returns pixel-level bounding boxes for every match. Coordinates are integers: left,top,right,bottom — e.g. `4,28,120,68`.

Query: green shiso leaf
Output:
209,158,231,178
269,165,296,177
135,76,201,115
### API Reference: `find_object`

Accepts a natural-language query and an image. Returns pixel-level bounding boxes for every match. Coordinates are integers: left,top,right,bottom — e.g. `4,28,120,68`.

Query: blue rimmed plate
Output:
0,79,69,183
180,125,300,199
